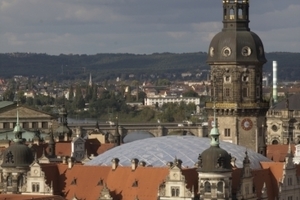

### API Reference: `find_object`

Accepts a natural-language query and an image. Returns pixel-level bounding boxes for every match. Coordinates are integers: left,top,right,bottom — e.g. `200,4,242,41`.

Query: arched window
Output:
217,182,224,193
7,175,12,186
230,8,235,19
204,181,211,193
272,140,279,145
18,175,23,189
171,187,180,197
238,8,243,19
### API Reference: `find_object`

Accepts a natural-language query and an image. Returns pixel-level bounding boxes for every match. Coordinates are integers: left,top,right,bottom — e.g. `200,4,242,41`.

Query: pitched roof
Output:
266,144,295,162
0,194,65,200
56,164,169,200
273,93,300,110
231,167,278,200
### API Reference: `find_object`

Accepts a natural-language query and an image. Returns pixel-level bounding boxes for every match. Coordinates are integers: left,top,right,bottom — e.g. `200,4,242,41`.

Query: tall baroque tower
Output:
206,0,269,154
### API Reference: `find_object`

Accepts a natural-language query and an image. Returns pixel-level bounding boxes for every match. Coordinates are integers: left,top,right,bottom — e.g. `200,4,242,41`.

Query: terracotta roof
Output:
97,143,115,155
266,144,295,162
252,168,278,200
0,194,65,200
56,164,169,200
232,167,278,200
260,162,284,183
40,164,61,194
55,142,72,157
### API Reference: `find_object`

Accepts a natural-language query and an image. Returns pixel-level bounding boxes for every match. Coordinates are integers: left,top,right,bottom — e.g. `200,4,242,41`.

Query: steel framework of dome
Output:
86,136,271,169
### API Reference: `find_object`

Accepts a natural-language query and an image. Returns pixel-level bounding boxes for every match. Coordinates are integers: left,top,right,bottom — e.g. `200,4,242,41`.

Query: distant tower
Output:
206,0,269,154
272,61,278,103
89,73,92,87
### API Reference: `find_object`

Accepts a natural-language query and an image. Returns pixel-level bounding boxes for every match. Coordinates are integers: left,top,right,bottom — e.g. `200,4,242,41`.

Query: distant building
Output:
144,97,200,108
266,94,300,145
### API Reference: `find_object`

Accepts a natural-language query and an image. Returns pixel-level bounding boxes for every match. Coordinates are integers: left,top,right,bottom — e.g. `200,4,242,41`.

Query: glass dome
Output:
86,136,271,169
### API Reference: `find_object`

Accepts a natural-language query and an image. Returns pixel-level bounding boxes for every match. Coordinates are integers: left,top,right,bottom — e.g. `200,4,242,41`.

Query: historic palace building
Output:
205,0,269,154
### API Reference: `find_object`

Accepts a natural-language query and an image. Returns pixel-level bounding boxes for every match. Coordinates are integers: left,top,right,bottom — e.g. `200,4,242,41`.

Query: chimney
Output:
68,157,74,169
111,158,119,171
131,158,139,171
273,61,278,103
62,156,67,164
138,161,146,167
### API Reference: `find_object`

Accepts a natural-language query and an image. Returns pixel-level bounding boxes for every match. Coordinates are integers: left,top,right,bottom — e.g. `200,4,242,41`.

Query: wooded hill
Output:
0,52,299,81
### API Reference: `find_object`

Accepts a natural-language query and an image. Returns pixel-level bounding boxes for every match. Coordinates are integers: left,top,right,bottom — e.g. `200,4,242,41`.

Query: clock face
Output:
241,118,253,131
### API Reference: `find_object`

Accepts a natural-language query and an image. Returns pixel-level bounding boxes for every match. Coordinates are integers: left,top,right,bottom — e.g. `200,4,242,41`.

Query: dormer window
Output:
97,179,104,186
71,178,77,185
132,180,138,187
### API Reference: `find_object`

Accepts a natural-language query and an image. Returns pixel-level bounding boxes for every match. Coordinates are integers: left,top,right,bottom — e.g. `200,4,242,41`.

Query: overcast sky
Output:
0,0,299,55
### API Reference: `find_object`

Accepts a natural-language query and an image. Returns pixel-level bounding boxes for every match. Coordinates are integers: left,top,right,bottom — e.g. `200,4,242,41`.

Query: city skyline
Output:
0,0,299,55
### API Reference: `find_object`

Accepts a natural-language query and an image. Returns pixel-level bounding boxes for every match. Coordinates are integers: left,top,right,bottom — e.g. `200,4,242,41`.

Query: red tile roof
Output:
0,194,65,200
266,144,295,162
56,164,170,200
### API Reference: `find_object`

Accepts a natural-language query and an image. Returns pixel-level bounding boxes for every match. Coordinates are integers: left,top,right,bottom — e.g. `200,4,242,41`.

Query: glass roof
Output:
123,131,154,143
86,135,271,169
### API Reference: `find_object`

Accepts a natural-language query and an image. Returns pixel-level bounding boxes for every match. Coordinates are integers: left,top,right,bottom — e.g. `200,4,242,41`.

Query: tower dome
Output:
207,0,266,64
198,107,232,172
1,107,33,168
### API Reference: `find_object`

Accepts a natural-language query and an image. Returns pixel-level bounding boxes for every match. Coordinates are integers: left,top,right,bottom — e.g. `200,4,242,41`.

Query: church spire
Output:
222,0,250,31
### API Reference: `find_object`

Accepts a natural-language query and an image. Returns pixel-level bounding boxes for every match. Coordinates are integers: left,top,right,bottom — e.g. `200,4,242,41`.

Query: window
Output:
242,76,249,82
288,177,293,186
7,175,12,186
224,129,231,137
32,122,38,129
224,76,231,83
171,187,180,197
238,8,243,19
230,9,235,19
243,88,248,97
217,182,223,193
288,196,293,200
3,122,10,129
225,88,230,97
132,180,138,187
42,122,48,129
204,181,211,193
32,182,40,192
23,122,29,129
245,184,249,195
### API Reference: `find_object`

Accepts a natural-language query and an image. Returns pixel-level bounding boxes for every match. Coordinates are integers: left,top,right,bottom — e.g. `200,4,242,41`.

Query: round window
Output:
271,125,278,132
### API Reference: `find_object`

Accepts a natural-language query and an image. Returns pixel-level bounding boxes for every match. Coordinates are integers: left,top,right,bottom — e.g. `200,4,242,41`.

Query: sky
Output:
0,0,299,55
